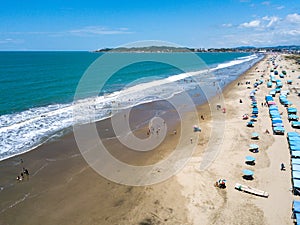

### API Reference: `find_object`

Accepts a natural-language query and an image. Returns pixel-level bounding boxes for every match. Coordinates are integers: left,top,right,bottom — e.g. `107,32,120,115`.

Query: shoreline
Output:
0,52,262,163
0,53,263,164
1,53,299,224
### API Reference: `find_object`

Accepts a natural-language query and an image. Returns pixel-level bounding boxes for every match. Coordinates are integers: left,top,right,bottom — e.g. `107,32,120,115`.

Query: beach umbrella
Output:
251,132,259,139
268,101,276,105
245,156,256,162
243,169,254,176
249,144,259,150
265,95,273,101
247,121,254,127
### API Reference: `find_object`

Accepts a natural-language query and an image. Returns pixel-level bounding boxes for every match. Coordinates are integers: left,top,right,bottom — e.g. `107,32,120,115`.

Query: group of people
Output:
16,167,29,182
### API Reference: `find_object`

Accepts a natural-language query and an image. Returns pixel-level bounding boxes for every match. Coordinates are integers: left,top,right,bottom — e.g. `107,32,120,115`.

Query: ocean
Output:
0,51,264,161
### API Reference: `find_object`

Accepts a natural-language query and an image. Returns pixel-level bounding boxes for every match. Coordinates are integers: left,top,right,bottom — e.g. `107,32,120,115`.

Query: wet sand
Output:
1,53,299,224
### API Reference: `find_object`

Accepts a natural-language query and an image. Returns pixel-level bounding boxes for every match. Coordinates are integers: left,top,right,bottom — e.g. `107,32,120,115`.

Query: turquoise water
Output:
0,51,263,160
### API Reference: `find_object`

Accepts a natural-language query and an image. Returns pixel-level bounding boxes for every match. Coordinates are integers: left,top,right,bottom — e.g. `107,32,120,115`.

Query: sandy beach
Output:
1,53,300,225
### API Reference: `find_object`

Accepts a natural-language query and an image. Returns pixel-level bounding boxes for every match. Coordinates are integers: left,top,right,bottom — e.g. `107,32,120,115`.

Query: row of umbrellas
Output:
244,90,260,178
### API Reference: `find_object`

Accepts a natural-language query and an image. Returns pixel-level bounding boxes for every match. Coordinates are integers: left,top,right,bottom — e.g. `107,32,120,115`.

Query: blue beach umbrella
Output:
245,156,256,162
243,169,254,176
251,132,259,138
249,144,259,149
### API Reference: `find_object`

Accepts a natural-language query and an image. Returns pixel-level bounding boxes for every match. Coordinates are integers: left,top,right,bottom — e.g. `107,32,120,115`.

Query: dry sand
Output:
0,53,300,225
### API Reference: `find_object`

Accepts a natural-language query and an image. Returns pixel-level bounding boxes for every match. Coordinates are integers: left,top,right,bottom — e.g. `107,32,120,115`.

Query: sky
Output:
0,0,300,50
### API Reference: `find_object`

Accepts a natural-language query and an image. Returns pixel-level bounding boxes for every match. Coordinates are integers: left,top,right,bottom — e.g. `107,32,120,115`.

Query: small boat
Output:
235,183,269,198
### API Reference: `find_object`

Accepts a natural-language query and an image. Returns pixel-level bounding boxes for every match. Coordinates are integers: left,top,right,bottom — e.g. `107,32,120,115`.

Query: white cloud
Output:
68,26,133,36
261,1,270,6
239,20,261,28
280,30,300,36
0,26,133,37
0,38,23,44
262,16,279,27
286,13,300,23
276,5,285,10
222,23,233,28
220,13,300,47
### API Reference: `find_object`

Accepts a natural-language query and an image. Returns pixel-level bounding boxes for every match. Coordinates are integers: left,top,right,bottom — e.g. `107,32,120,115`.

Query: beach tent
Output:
287,108,297,114
289,138,300,143
289,115,299,121
289,140,300,146
292,159,300,165
269,105,278,110
272,119,283,124
272,123,284,128
289,136,300,141
252,109,259,115
293,180,300,196
293,171,300,180
269,112,281,118
293,200,300,223
292,122,300,129
267,100,276,106
292,151,300,158
279,74,285,78
287,79,293,84
291,146,300,151
269,90,276,97
273,126,285,135
288,132,300,138
293,164,300,172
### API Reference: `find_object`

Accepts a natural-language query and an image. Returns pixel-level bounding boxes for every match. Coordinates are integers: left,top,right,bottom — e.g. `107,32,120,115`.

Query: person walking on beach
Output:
23,167,29,180
20,172,24,180
16,175,21,182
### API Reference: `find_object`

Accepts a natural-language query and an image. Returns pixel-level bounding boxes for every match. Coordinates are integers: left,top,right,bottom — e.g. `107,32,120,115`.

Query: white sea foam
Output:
0,54,262,161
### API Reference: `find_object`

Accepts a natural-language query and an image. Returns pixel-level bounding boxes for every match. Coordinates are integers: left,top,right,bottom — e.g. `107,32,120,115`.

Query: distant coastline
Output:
94,45,300,54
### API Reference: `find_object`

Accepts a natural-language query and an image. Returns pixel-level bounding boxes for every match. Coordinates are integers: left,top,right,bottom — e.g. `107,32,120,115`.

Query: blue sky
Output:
0,0,300,50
